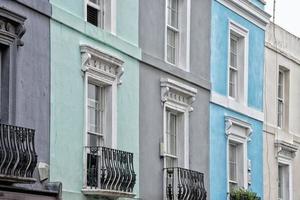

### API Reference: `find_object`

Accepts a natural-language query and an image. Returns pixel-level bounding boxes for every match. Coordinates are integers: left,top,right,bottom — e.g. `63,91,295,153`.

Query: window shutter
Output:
87,5,98,26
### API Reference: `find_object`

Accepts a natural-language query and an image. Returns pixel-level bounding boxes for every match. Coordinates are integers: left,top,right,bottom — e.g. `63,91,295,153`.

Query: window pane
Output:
229,144,237,182
277,100,283,128
278,71,284,99
167,29,176,64
166,111,177,156
229,69,237,98
230,37,238,68
166,156,177,168
167,0,178,28
88,84,104,134
278,166,283,199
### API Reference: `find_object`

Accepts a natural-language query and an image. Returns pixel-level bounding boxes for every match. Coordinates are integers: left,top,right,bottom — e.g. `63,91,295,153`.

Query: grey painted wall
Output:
139,0,211,82
139,0,211,199
0,0,51,170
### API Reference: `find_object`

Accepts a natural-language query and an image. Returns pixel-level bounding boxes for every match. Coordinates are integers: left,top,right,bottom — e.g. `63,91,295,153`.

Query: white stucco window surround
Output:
160,78,197,169
275,140,298,200
227,20,249,105
164,0,191,71
225,116,252,194
81,45,124,149
84,0,116,34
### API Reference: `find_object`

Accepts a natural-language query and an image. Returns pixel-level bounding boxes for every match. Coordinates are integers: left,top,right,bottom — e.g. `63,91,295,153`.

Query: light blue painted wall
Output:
210,104,263,200
211,0,265,111
210,1,265,199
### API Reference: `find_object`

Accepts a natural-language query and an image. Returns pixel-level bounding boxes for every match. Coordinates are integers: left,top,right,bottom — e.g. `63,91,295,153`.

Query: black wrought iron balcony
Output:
82,146,136,198
0,124,37,183
230,194,261,200
165,167,207,200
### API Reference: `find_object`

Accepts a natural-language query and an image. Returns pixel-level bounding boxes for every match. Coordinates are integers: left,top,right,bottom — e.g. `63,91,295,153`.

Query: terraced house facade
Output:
210,0,270,199
264,23,300,200
138,0,210,199
0,0,60,199
49,0,140,199
7,1,300,200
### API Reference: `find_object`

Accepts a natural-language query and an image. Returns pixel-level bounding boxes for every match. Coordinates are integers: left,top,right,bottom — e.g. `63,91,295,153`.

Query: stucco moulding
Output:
216,0,271,29
160,78,197,112
80,45,125,84
225,116,253,141
275,140,299,159
0,7,26,46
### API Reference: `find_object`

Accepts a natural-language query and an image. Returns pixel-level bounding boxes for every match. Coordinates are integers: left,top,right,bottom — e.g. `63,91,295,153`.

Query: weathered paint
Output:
210,0,266,199
210,104,263,200
211,1,265,111
50,1,140,199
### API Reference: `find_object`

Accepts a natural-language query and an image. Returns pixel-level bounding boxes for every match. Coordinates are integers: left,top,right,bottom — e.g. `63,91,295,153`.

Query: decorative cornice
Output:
216,0,271,30
160,78,197,112
0,7,26,46
225,116,253,141
80,45,124,84
275,140,299,159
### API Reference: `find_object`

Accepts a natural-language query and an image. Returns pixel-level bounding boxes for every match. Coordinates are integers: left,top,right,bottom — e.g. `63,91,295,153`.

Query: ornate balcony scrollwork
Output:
83,146,136,198
165,167,207,200
0,124,37,183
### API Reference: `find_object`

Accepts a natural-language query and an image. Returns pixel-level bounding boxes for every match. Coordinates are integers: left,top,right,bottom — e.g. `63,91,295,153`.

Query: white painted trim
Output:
226,117,252,194
185,0,191,72
160,78,197,169
164,0,191,71
216,0,270,30
227,20,249,106
278,158,293,200
211,92,264,121
81,45,124,188
110,0,116,35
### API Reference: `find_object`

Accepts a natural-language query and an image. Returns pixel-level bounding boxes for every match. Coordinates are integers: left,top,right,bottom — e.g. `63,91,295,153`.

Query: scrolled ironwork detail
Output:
0,124,37,182
165,167,207,200
85,146,136,194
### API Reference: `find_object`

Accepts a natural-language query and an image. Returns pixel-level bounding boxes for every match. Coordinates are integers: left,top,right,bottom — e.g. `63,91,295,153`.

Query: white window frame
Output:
160,78,197,167
225,116,252,195
84,0,116,34
87,82,106,146
277,157,292,200
81,45,124,188
227,21,249,104
228,142,239,190
164,0,191,71
161,78,197,200
277,68,288,129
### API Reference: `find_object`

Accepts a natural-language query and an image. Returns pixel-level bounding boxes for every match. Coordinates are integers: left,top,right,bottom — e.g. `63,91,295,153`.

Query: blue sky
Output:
265,0,300,37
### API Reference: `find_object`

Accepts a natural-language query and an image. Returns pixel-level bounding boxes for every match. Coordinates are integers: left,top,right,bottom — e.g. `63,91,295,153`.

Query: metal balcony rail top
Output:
164,167,205,175
0,123,37,183
84,145,134,155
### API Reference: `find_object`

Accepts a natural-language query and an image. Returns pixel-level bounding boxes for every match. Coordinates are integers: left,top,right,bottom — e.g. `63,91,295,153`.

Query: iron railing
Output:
85,146,136,193
0,124,37,182
165,167,207,200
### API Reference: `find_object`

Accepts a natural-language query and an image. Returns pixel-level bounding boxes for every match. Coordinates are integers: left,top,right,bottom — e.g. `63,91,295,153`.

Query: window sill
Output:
82,188,136,199
211,92,263,121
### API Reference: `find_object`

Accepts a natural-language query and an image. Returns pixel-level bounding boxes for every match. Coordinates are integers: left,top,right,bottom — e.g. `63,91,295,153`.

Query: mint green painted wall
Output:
116,0,139,46
50,1,140,199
